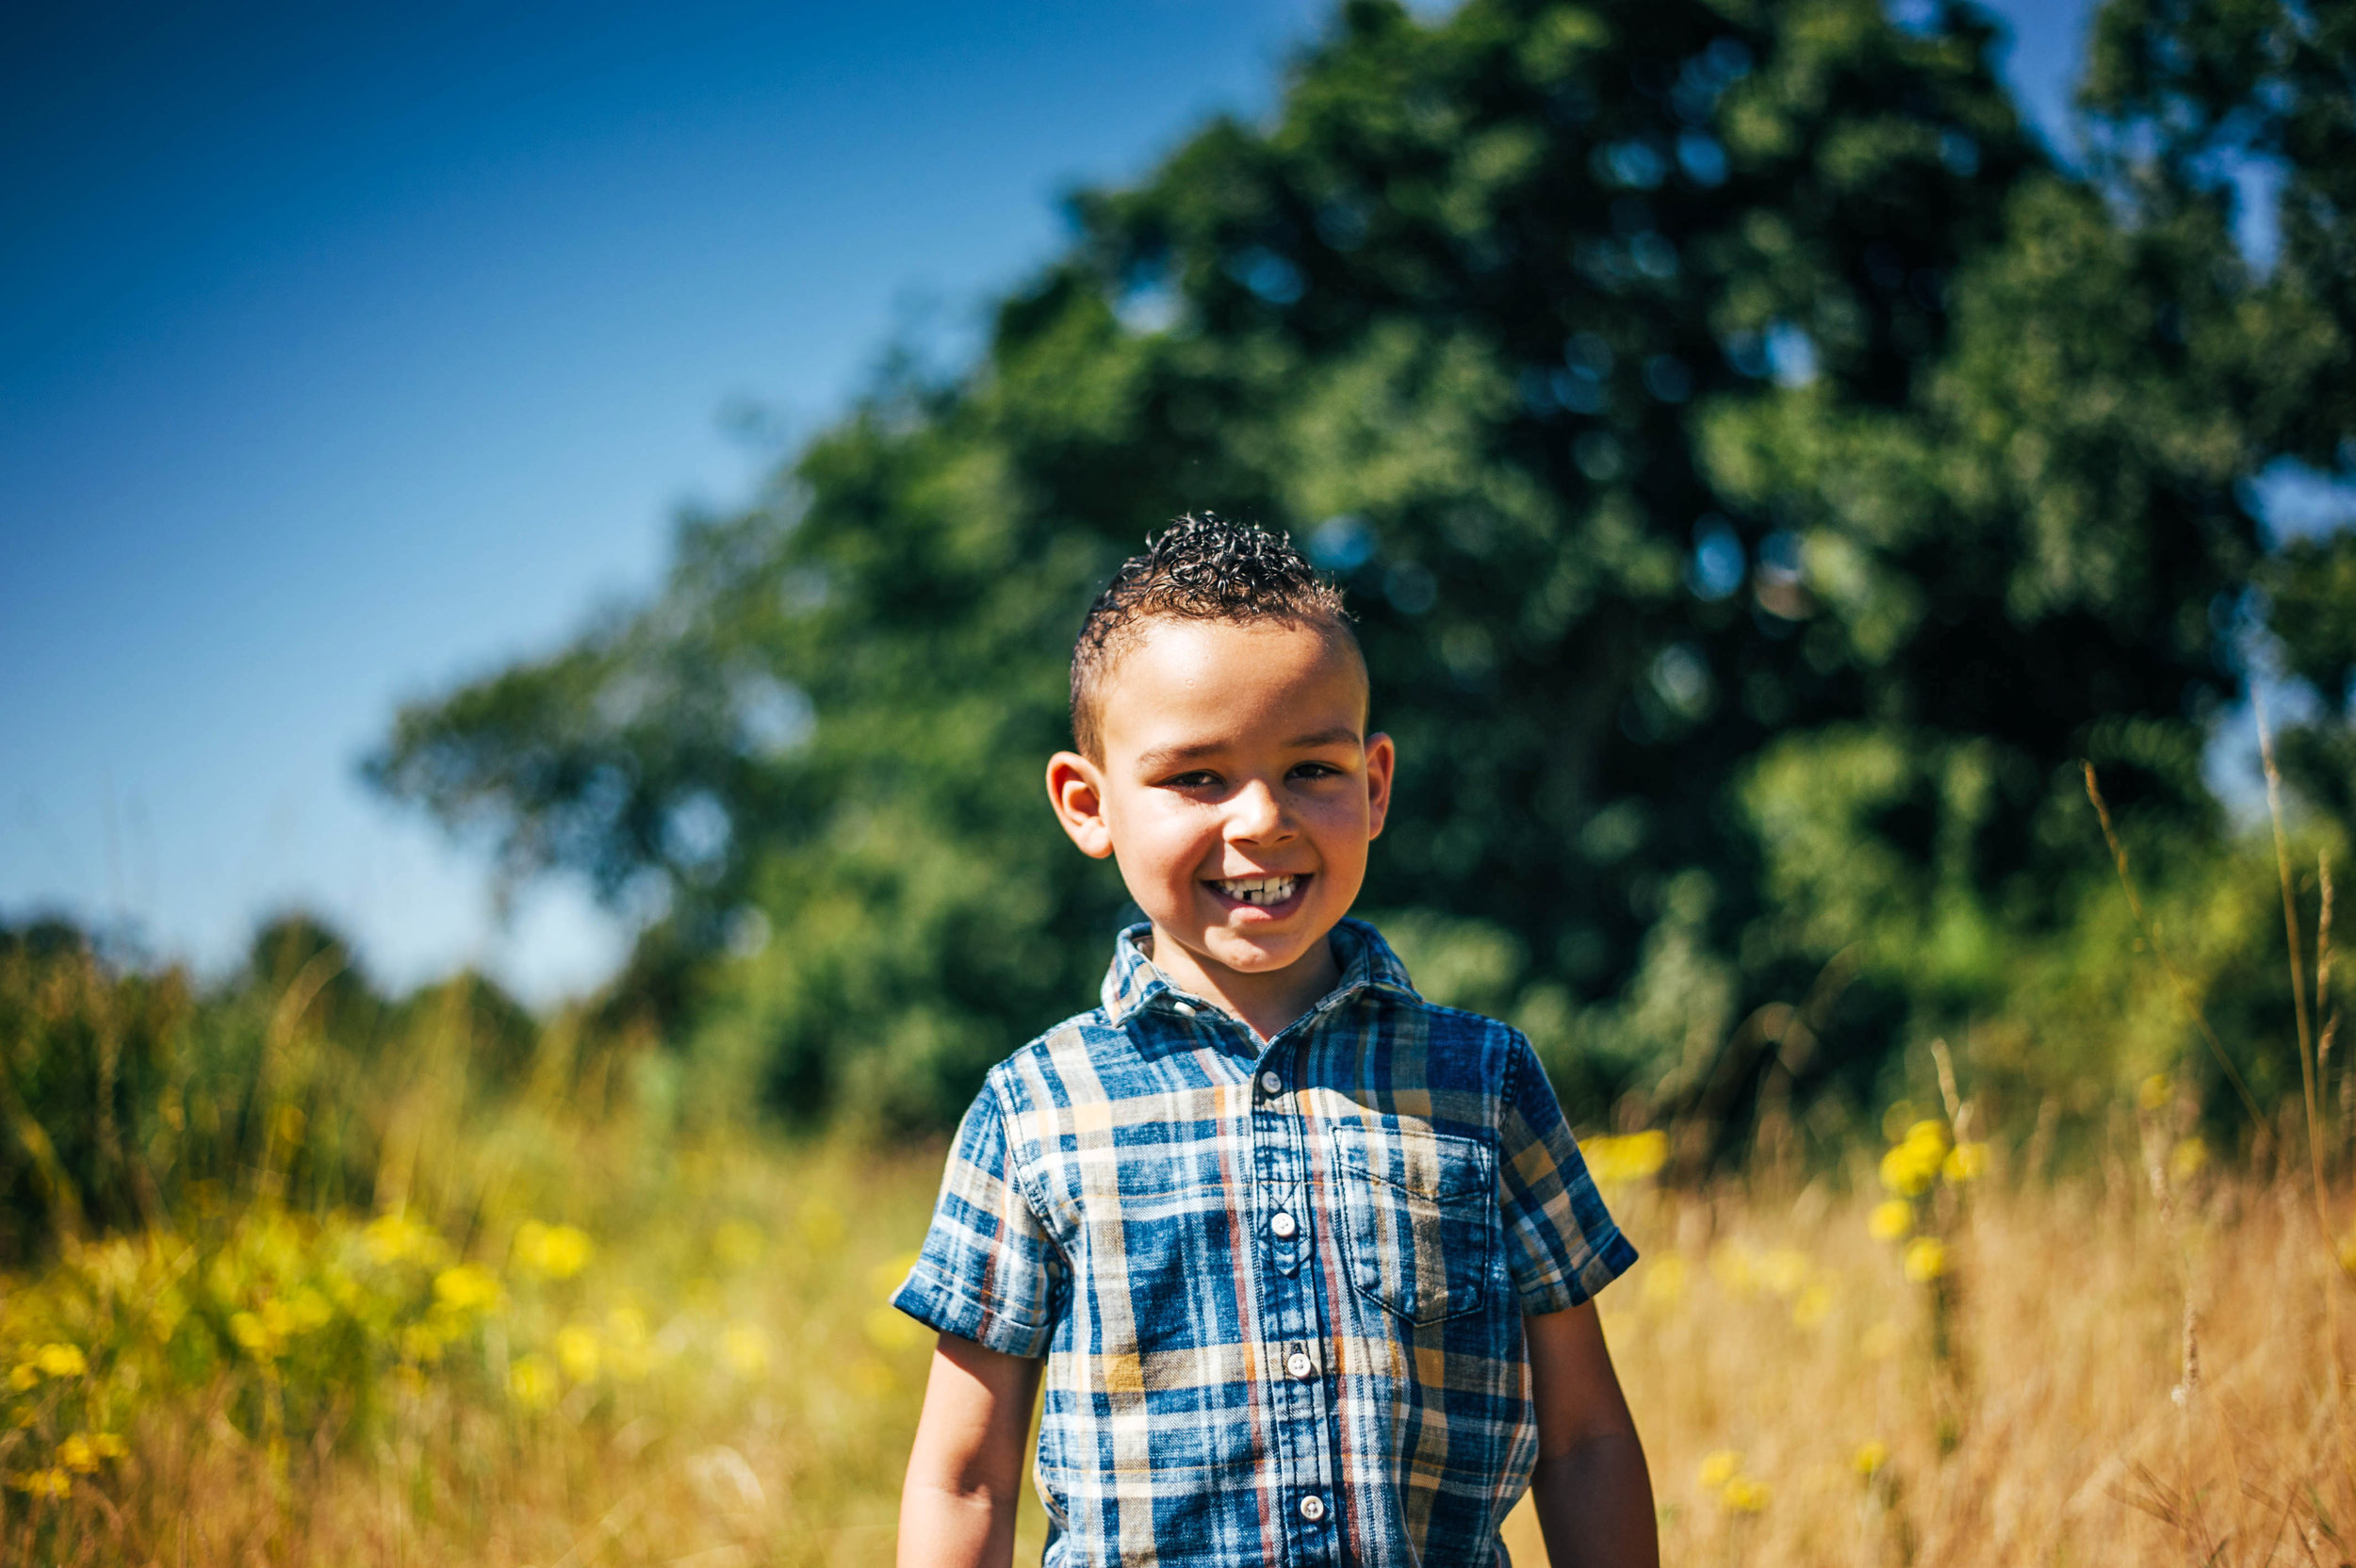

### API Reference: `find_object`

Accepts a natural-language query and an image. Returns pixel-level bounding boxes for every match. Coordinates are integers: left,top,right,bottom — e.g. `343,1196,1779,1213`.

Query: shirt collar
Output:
1099,916,1421,1028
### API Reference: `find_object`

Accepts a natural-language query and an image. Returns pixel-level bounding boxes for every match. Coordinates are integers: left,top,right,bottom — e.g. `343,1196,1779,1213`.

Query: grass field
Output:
0,1104,2341,1567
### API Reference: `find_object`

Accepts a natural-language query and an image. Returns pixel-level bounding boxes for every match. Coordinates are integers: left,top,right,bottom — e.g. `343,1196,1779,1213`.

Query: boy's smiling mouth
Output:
1207,874,1305,909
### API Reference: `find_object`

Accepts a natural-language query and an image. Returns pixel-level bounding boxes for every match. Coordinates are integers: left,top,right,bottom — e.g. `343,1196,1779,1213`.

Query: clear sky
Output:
2,0,2102,1004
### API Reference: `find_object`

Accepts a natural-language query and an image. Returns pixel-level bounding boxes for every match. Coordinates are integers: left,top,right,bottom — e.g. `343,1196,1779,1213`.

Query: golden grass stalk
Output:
2255,698,2330,1234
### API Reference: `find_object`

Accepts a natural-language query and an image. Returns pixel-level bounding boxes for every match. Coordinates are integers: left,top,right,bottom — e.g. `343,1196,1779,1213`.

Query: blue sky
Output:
3,0,2102,1003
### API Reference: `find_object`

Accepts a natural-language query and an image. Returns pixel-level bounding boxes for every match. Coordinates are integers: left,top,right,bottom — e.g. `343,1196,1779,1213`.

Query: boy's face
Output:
1047,616,1393,993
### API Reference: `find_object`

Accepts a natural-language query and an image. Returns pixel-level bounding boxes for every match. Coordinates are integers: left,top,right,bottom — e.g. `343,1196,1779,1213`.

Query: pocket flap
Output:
1329,1119,1493,1200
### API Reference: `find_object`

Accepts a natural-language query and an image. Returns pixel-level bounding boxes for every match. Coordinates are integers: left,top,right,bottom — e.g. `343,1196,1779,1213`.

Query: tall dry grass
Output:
1502,1150,2349,1565
0,1124,2343,1566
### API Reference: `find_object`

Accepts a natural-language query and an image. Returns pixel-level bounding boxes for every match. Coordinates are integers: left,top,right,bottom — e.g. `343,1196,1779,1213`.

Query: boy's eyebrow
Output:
1132,727,1364,773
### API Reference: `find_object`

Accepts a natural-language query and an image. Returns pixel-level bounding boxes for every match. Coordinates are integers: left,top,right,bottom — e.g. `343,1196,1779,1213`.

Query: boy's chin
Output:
1194,924,1331,977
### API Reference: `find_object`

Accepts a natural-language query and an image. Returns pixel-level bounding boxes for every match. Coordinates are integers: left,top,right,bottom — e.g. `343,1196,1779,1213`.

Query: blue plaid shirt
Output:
892,918,1636,1566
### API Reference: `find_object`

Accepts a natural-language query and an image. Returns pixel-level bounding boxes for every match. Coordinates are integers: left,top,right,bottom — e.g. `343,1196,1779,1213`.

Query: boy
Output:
892,516,1654,1566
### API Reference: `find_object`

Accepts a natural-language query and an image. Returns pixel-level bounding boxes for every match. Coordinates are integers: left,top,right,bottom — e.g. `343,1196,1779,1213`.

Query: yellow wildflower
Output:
363,1211,441,1266
400,1323,446,1364
2169,1137,2208,1182
1792,1282,1834,1330
1904,1119,1949,1150
57,1435,99,1474
541,1225,593,1278
229,1312,274,1358
1854,1439,1889,1477
1721,1476,1771,1513
14,1467,70,1499
2138,1073,2173,1111
433,1264,502,1315
1583,1130,1669,1184
1941,1142,1988,1184
1868,1200,1913,1241
1878,1141,1939,1199
8,1364,41,1391
32,1344,86,1379
287,1289,334,1333
1697,1449,1742,1489
556,1324,601,1383
723,1322,771,1379
513,1221,594,1281
508,1353,558,1411
1875,1116,1951,1191
1902,1236,1948,1283
91,1432,126,1461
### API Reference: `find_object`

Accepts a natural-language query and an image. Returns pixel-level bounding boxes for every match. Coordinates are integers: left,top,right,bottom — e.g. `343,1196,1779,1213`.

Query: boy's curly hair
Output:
1071,514,1359,759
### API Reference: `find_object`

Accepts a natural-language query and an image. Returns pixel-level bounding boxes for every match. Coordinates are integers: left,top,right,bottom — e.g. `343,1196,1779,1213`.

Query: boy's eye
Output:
1161,770,1221,790
1289,761,1343,780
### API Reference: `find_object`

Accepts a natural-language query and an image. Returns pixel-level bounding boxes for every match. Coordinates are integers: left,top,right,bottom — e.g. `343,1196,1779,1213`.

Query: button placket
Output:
1250,1037,1342,1563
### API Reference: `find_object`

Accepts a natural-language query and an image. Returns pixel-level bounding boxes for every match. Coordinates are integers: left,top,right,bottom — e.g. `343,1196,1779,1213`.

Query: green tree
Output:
2084,0,2356,833
371,0,2351,1142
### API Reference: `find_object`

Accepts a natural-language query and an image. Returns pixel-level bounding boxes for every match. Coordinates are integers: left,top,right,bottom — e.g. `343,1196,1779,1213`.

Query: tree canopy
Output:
370,0,2356,1143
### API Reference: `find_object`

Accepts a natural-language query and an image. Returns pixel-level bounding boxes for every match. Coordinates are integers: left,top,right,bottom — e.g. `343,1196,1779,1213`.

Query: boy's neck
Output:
1143,924,1343,1045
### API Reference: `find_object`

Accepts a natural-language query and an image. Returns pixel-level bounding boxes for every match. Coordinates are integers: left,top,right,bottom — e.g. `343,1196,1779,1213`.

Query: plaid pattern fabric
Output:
892,918,1636,1566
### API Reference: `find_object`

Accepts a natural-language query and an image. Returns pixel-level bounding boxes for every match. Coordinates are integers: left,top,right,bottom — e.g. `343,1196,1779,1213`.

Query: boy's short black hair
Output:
1071,514,1360,759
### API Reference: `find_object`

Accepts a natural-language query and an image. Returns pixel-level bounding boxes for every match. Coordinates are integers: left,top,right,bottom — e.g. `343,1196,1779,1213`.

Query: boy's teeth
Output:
1217,875,1299,906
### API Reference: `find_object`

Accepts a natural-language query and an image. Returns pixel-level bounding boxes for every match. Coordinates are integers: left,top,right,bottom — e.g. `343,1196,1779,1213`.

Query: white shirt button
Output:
1285,1350,1314,1380
1299,1495,1326,1523
1259,1070,1282,1094
1172,1002,1196,1018
1269,1211,1298,1239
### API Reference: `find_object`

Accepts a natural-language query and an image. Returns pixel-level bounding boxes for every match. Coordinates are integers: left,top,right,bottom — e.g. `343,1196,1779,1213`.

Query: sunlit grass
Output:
0,1135,975,1565
0,1108,2342,1565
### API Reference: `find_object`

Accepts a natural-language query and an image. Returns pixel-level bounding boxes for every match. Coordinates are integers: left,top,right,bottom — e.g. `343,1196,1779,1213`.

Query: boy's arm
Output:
897,1331,1043,1568
1524,1300,1658,1568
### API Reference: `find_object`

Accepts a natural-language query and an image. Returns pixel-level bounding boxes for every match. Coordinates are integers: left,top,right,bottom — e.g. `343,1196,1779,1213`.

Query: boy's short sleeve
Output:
890,1081,1066,1359
1497,1032,1639,1314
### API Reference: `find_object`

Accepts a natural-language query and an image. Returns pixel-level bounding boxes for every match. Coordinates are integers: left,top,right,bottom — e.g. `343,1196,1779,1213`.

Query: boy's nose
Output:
1224,778,1291,841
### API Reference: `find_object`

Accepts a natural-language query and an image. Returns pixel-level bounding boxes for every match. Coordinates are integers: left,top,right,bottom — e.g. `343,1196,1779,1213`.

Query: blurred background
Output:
5,0,2355,1560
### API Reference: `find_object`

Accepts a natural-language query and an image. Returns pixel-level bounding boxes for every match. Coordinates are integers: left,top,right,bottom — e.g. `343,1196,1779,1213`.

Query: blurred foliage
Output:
364,0,2356,1149
0,916,644,1266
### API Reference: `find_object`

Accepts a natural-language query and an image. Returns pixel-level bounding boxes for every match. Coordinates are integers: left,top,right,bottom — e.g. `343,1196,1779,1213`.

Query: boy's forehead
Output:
1097,616,1368,755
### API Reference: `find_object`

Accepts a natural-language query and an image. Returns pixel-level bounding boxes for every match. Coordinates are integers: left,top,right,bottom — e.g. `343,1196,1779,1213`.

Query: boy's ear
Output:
1365,731,1396,841
1045,751,1115,859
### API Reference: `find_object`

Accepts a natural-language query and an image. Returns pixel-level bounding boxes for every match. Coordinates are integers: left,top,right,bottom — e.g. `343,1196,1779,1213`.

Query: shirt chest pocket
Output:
1328,1120,1497,1328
